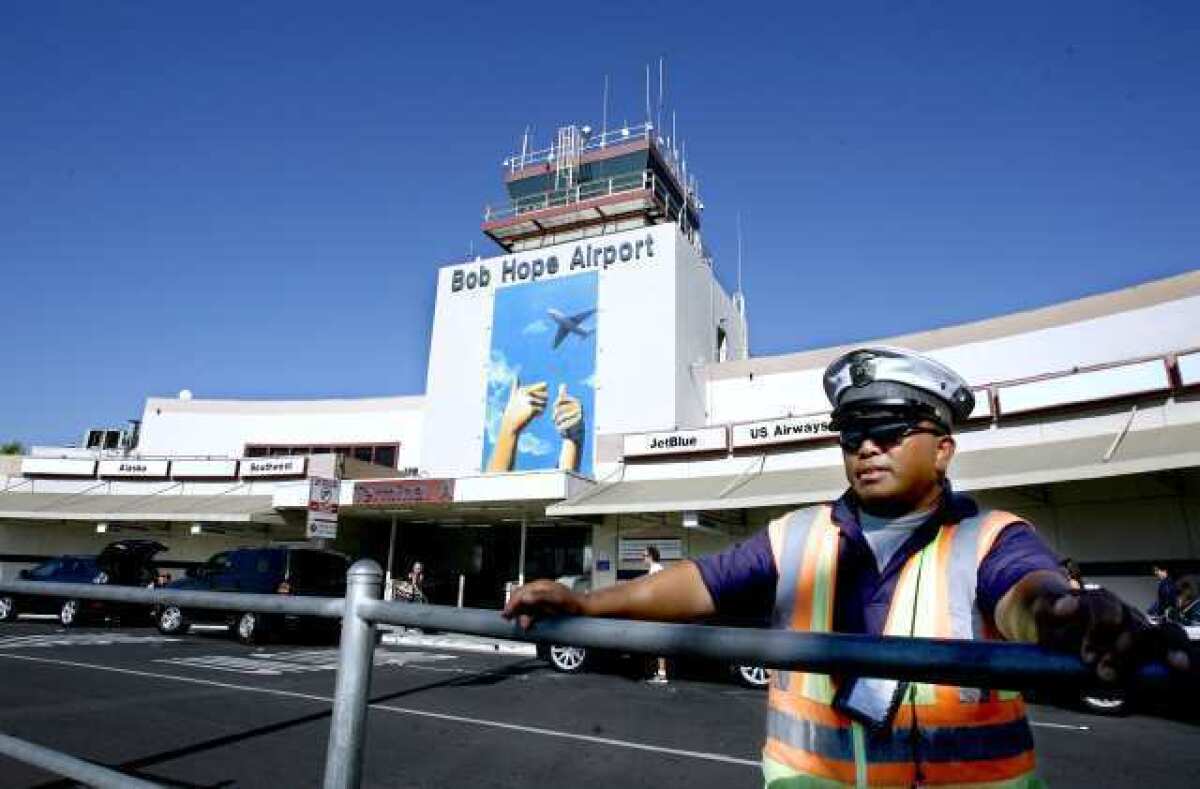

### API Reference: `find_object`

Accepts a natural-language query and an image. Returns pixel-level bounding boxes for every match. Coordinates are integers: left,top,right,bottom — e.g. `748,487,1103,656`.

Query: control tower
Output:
482,122,702,254
422,117,744,479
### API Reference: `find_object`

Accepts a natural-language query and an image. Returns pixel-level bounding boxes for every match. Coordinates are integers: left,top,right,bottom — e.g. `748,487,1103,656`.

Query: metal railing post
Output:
322,559,381,789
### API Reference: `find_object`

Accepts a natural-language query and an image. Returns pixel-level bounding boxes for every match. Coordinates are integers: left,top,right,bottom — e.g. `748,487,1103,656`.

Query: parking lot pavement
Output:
0,620,1197,788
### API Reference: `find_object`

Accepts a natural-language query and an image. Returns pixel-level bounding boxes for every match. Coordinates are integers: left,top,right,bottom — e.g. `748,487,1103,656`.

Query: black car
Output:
0,539,167,627
154,546,349,644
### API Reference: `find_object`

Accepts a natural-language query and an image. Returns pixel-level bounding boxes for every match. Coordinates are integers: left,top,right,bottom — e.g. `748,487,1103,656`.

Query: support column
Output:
383,515,398,601
518,516,528,587
323,559,381,789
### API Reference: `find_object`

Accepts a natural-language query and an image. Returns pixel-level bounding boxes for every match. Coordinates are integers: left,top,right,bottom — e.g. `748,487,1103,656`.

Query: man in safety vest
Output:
503,346,1193,788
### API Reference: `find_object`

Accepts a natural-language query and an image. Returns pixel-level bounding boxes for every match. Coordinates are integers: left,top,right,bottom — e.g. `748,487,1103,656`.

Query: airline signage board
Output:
241,457,308,478
98,459,171,478
171,459,239,479
730,414,836,449
623,427,727,458
353,478,455,506
20,458,97,477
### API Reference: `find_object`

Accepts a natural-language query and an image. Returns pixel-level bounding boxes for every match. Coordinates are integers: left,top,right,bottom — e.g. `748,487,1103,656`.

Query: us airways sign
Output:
449,233,658,293
730,415,836,449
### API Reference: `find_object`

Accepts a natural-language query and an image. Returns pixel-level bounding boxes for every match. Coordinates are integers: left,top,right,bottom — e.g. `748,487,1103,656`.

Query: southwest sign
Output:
353,479,455,506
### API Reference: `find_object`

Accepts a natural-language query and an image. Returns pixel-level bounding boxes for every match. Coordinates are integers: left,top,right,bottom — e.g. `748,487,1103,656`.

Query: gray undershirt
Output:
858,507,935,573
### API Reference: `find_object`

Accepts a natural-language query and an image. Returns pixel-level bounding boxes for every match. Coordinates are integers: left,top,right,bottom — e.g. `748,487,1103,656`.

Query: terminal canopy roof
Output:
548,421,1200,517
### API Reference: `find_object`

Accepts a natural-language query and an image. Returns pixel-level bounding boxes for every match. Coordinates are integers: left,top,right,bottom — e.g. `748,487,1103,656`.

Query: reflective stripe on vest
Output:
764,504,1038,787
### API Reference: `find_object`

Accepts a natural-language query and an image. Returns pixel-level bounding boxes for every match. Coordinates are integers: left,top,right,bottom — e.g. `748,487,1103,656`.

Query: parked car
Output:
0,540,167,626
154,546,349,644
534,576,771,688
1078,612,1200,715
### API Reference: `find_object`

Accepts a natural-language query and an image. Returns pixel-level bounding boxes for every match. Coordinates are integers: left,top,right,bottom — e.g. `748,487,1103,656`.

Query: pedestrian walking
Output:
643,546,669,685
1148,563,1178,619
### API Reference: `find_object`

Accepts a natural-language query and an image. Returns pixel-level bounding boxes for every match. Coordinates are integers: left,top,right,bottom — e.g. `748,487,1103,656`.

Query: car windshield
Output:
27,559,64,579
205,553,233,572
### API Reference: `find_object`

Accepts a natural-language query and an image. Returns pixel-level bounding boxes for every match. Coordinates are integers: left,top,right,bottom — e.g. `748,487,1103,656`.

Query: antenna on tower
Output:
657,57,665,139
736,211,744,295
601,74,609,145
735,211,750,360
672,110,677,160
645,64,652,127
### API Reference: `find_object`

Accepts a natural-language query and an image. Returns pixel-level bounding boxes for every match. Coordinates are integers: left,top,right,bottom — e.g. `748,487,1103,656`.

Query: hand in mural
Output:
486,377,549,472
554,384,584,472
502,377,549,434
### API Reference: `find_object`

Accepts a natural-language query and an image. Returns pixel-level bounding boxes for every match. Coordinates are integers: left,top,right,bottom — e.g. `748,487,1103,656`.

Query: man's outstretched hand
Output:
1032,586,1192,683
502,580,585,631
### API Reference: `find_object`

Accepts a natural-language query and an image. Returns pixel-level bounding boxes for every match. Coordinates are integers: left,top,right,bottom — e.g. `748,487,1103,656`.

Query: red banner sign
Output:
353,479,455,506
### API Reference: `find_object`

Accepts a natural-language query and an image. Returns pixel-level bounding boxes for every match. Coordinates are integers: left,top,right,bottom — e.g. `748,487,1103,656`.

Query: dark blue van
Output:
0,540,166,626
154,546,349,644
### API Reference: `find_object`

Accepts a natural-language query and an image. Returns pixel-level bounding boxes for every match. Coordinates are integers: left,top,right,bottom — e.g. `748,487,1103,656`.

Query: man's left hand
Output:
1033,587,1192,683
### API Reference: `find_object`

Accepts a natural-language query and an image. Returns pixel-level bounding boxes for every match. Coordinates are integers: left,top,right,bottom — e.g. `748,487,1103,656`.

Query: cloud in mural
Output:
521,318,550,336
517,432,553,457
484,350,519,445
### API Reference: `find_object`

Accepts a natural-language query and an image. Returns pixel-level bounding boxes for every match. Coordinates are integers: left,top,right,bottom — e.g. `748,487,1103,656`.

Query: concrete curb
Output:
380,629,537,657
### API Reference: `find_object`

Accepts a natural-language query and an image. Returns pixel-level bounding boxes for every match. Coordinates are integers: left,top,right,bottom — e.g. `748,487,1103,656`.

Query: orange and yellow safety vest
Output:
763,504,1042,788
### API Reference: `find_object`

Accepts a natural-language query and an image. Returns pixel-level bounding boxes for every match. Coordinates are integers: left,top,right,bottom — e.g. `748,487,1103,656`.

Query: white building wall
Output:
136,397,424,467
674,234,743,429
707,293,1200,425
592,226,680,437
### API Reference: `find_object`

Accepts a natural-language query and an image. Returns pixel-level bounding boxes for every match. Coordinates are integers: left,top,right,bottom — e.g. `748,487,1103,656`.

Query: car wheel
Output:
59,599,81,628
0,595,16,622
157,605,190,635
235,612,260,645
1081,690,1129,715
547,644,588,673
734,664,771,689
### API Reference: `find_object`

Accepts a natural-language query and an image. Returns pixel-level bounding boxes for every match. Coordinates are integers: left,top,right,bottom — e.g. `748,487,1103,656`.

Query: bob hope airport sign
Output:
450,233,657,293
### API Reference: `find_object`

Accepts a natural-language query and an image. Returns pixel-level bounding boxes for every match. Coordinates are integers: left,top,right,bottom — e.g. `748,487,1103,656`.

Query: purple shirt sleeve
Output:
692,529,778,622
976,522,1062,619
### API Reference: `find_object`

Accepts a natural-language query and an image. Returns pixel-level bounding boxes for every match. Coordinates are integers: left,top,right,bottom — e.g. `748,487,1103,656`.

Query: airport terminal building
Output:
2,122,1198,608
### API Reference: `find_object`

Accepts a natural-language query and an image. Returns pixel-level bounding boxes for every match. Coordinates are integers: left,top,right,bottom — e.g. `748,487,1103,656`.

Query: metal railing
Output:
0,560,1185,788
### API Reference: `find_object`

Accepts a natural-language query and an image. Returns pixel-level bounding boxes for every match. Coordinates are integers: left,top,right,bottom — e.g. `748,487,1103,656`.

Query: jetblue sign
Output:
623,427,728,458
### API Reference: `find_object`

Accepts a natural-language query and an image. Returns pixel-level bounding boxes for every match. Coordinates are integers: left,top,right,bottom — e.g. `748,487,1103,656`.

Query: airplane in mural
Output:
547,308,596,349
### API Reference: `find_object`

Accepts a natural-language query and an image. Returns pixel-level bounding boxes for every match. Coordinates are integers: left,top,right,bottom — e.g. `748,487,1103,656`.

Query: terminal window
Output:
244,443,400,468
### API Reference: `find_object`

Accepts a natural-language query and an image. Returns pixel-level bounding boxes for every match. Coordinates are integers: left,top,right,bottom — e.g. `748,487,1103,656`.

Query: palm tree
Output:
0,441,24,455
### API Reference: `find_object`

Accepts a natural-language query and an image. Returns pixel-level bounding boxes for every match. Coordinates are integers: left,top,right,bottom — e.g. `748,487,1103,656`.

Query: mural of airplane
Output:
548,308,595,349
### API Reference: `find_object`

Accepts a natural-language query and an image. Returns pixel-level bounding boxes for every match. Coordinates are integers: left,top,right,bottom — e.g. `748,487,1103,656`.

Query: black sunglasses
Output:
837,421,945,452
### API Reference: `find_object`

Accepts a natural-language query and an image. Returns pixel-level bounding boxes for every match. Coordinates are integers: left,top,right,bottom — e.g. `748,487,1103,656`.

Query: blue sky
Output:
2,1,1197,445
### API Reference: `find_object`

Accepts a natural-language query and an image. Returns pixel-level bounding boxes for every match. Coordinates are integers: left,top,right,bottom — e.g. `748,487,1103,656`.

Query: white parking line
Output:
0,652,759,768
1029,721,1090,731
